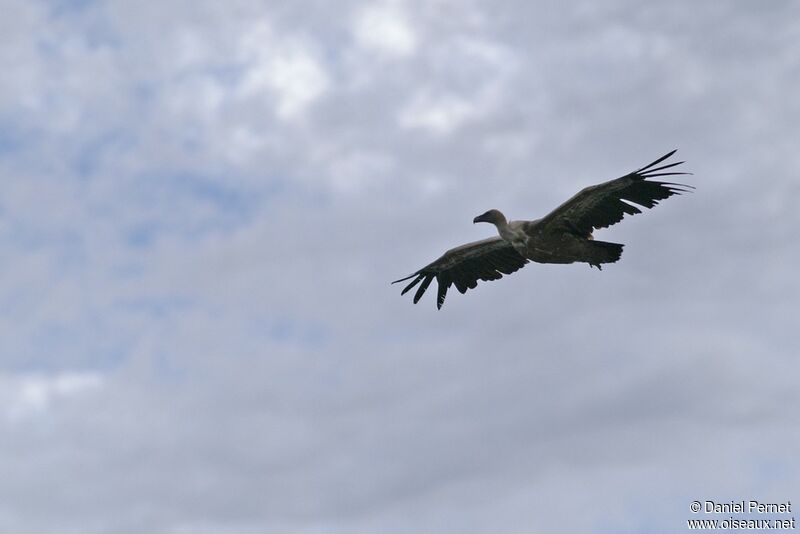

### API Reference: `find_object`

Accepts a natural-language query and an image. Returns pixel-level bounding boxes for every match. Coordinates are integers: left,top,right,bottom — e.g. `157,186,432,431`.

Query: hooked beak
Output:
473,215,486,224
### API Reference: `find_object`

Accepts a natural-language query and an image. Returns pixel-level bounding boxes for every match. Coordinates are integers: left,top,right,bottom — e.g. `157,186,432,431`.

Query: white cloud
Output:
325,149,395,194
0,0,47,114
399,91,479,134
353,2,417,57
162,75,227,121
237,20,330,120
397,35,518,135
2,372,104,421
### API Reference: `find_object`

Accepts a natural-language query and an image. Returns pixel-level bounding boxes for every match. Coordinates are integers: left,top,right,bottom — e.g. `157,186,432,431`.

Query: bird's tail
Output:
585,240,623,270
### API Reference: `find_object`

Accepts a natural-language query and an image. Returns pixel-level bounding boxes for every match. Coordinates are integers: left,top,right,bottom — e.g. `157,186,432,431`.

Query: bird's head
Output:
473,209,505,225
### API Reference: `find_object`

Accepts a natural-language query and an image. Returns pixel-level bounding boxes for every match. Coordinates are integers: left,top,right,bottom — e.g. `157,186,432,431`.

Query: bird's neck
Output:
494,218,515,241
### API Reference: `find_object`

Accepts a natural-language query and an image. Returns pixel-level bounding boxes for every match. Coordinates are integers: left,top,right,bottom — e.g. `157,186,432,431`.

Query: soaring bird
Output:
392,150,692,309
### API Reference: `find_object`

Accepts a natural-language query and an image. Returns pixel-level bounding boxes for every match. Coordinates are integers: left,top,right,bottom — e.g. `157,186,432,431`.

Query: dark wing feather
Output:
537,150,693,237
392,237,528,309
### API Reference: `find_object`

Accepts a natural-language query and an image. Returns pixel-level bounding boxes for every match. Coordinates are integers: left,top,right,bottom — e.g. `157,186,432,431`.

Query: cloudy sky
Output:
1,0,799,532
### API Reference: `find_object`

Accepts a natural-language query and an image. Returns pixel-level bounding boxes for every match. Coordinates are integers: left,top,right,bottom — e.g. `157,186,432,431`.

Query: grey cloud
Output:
1,0,799,533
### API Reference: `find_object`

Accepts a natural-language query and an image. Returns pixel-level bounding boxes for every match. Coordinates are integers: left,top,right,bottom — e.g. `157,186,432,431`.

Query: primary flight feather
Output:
392,150,693,309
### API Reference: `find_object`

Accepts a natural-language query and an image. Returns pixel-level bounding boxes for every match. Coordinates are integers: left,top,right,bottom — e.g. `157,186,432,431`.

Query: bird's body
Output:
492,215,530,256
393,150,692,309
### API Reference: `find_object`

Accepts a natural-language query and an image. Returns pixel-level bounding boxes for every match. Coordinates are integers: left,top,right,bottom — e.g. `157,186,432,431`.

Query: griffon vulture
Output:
392,150,692,309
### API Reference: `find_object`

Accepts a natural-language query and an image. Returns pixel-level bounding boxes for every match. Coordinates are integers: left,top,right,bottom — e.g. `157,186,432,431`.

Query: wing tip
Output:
391,272,418,284
637,149,682,174
412,274,434,304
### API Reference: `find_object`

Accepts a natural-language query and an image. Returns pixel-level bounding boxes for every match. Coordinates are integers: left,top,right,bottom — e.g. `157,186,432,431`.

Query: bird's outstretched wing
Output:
536,150,693,237
392,237,528,309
